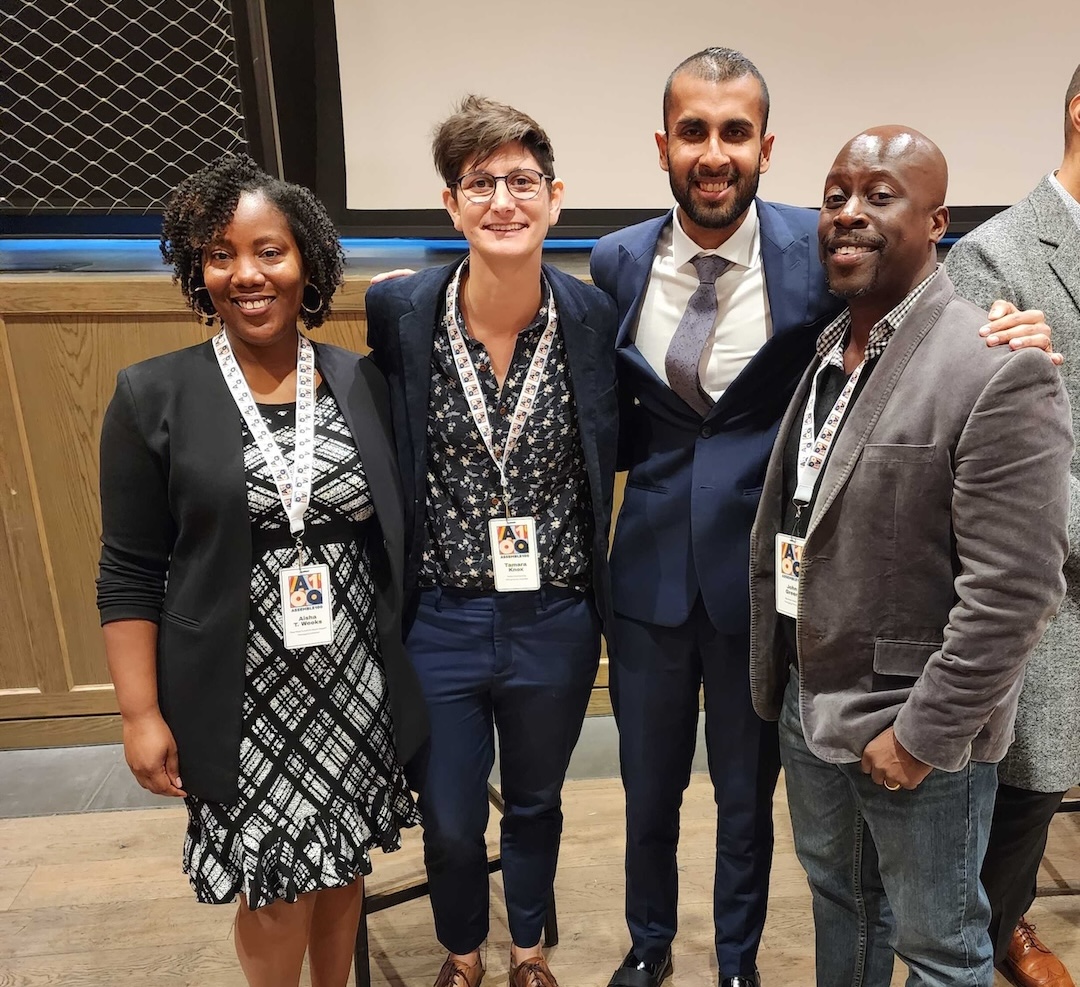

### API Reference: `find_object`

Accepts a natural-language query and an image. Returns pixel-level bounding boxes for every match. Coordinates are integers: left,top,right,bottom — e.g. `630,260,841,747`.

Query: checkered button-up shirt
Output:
815,266,940,368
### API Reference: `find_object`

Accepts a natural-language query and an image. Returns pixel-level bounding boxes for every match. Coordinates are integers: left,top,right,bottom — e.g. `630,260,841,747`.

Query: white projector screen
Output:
334,0,1078,216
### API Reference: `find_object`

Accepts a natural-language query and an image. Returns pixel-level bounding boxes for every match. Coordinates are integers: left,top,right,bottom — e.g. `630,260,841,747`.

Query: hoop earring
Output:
192,285,217,327
301,283,324,316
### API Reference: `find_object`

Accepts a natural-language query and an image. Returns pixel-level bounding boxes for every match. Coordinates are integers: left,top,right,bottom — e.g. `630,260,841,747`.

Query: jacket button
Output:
491,496,501,508
700,425,713,438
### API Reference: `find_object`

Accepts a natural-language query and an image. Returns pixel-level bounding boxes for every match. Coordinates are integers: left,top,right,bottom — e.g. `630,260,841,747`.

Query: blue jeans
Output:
405,585,600,954
779,674,997,987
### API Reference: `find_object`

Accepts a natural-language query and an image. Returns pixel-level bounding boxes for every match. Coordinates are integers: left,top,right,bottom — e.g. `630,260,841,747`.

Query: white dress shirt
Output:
631,203,772,400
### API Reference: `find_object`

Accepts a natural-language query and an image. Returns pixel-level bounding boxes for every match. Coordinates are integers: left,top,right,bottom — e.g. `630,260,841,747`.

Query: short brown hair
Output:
432,95,555,188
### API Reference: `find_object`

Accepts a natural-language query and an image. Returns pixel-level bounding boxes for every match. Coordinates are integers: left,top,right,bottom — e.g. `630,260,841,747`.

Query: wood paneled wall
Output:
0,272,613,748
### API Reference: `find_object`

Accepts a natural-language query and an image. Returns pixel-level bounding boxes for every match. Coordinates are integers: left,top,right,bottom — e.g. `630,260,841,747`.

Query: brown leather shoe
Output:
433,954,485,987
510,955,560,987
1002,917,1076,987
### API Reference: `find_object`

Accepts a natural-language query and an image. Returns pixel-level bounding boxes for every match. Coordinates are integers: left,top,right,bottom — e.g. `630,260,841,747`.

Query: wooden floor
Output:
0,775,1076,986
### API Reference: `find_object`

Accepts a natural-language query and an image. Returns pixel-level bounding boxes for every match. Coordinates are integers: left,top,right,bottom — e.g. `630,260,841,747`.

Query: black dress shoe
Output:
607,948,673,987
720,972,760,987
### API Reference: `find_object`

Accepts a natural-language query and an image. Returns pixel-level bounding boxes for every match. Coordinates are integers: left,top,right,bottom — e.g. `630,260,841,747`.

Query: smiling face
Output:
818,129,949,317
657,72,774,249
201,190,305,350
442,141,563,266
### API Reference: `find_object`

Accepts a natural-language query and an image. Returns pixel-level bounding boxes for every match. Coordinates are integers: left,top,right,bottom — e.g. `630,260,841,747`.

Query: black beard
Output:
824,265,880,300
669,164,761,231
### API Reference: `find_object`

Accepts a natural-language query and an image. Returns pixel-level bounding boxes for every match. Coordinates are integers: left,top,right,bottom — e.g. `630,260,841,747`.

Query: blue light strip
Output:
1,238,161,252
0,236,599,252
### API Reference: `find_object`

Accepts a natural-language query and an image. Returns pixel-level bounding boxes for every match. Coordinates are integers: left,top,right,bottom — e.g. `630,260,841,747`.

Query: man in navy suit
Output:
590,48,1053,987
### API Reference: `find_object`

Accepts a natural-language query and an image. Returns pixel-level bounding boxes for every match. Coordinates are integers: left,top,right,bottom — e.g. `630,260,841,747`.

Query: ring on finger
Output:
884,779,901,791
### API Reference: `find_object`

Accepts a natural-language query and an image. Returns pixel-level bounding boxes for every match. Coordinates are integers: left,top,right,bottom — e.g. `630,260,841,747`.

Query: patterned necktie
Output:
664,253,731,415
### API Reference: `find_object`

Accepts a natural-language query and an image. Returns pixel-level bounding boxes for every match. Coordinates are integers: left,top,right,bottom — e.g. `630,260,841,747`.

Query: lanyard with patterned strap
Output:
442,260,558,516
793,339,866,510
213,329,317,562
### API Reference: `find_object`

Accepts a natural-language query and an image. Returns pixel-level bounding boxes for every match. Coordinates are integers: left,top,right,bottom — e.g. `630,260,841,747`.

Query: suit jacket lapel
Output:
613,211,712,416
758,200,811,337
806,274,955,539
615,212,670,348
549,268,599,471
706,202,817,424
1031,179,1080,316
315,344,405,578
1049,238,1080,317
190,340,249,528
399,277,443,494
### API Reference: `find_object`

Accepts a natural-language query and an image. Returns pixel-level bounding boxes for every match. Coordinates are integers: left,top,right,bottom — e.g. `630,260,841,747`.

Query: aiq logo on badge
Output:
779,537,802,577
288,571,324,609
496,523,531,557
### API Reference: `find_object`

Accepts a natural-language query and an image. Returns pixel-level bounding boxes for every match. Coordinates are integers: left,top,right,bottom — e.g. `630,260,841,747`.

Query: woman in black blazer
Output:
97,154,427,987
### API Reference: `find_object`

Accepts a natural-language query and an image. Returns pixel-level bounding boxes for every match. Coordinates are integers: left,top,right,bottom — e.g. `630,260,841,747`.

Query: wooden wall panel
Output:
0,267,612,749
0,318,66,700
5,314,210,695
0,715,122,749
317,313,369,354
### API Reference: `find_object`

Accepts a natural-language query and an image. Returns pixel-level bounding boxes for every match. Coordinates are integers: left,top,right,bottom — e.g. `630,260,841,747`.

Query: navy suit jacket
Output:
364,260,619,635
590,201,840,632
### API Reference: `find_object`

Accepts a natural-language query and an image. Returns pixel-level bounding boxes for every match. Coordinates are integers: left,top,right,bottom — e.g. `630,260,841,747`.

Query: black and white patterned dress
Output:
183,382,419,909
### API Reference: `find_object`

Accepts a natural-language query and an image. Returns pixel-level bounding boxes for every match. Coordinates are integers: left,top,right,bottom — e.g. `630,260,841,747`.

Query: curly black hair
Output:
160,153,345,330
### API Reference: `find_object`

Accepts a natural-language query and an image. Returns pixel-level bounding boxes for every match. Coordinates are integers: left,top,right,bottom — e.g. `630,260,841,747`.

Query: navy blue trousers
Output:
611,599,780,976
405,585,600,954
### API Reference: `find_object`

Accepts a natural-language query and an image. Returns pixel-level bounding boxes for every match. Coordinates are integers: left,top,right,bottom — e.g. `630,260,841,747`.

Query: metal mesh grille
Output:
1,0,247,214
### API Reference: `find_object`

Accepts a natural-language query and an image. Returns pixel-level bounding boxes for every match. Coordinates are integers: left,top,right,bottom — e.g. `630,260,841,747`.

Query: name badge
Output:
775,533,805,618
279,564,334,649
488,516,541,592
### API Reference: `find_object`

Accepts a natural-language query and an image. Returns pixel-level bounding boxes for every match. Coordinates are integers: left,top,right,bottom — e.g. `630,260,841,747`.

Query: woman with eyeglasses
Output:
96,153,427,987
365,95,619,987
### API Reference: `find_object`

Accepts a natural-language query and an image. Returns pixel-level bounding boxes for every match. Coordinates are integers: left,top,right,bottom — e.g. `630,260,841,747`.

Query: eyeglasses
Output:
448,168,553,202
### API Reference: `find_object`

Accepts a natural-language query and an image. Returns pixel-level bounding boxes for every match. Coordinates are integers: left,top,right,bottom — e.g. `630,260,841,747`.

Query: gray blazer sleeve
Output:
946,237,1020,311
892,348,1073,769
947,240,1080,562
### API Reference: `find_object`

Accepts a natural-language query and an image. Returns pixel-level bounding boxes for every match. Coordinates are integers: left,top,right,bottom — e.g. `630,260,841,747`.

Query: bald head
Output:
838,126,948,207
818,125,950,319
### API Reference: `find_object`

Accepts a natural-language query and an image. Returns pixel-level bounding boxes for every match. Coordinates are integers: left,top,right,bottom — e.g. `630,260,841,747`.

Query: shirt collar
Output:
671,199,759,272
816,265,941,367
1049,171,1080,232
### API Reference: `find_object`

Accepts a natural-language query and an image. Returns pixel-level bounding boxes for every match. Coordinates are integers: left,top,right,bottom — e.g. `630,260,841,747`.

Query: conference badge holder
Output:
775,532,805,618
488,517,541,592
279,563,335,649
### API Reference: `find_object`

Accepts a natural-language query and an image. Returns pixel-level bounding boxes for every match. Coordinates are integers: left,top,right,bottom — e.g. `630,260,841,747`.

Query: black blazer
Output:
364,261,619,635
97,339,428,803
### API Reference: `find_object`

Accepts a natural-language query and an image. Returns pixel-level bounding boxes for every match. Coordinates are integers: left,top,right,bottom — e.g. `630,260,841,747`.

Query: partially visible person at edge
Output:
945,62,1080,987
364,96,618,987
589,47,1061,987
97,153,427,987
749,125,1072,987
